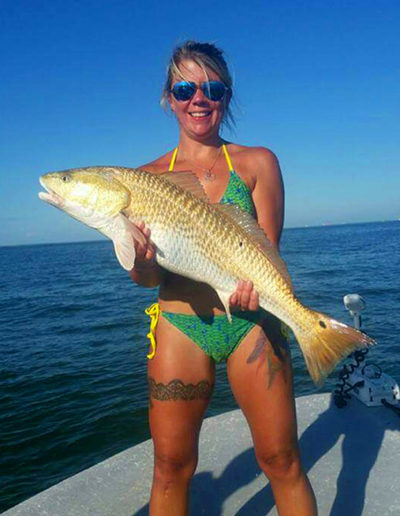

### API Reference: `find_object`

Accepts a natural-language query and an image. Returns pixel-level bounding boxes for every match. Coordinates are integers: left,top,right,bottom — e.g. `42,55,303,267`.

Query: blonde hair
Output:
161,40,235,130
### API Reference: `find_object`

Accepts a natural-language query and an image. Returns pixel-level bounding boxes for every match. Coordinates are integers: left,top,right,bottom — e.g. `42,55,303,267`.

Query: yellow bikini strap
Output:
222,143,234,172
144,302,160,359
169,147,178,172
169,144,233,172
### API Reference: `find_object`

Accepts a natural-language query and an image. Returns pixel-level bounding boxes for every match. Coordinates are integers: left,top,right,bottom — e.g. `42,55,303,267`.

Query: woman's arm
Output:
229,147,284,310
250,147,284,249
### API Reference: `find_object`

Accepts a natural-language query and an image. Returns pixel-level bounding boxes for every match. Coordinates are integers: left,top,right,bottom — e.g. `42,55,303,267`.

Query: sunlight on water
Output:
0,221,398,511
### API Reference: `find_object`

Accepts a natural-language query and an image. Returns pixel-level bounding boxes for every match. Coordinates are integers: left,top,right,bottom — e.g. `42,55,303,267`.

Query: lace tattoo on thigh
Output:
148,377,213,402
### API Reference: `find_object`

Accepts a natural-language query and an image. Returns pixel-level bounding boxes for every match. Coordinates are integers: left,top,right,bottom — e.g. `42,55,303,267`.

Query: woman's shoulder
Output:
137,149,176,174
227,143,278,164
227,143,280,180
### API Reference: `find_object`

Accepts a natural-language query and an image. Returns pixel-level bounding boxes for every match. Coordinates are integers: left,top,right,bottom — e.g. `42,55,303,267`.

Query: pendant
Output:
204,170,216,182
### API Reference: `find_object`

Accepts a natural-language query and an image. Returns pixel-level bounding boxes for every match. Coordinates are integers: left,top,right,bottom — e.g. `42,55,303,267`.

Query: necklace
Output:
185,146,222,182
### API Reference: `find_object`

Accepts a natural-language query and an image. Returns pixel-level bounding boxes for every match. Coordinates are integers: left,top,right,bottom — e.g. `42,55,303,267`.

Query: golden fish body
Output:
39,166,374,385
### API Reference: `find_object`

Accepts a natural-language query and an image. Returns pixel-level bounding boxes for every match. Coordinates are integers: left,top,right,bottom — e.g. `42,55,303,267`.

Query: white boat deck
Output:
4,393,400,515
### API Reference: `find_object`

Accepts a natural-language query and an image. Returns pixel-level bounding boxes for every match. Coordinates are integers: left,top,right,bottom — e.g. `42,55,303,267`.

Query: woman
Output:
130,41,317,516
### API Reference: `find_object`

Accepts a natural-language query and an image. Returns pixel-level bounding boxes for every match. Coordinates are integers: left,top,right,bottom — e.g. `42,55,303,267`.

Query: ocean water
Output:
1,221,399,512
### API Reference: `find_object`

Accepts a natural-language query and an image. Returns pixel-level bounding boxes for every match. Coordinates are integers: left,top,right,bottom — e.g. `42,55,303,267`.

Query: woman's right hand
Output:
133,221,157,268
129,221,162,287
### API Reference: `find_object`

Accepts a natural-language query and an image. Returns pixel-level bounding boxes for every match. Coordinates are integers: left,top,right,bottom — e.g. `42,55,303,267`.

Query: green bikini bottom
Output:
161,310,271,362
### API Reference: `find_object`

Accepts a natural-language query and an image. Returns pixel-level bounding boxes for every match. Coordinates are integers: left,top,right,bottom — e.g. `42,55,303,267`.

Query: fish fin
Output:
161,170,209,202
293,310,376,387
113,237,136,271
214,203,292,288
215,289,233,323
101,214,147,271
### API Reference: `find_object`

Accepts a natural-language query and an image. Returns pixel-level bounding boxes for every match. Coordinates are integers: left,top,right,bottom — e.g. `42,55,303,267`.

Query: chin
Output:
187,123,220,140
179,113,222,139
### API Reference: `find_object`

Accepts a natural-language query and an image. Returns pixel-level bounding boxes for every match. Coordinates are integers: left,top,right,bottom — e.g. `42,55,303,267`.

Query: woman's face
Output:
168,59,229,141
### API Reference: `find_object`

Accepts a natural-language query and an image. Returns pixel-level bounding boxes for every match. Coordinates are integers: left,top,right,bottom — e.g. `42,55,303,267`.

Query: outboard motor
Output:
334,294,400,413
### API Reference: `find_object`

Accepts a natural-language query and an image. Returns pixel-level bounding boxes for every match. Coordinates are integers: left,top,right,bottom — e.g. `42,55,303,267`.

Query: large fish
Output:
39,166,374,385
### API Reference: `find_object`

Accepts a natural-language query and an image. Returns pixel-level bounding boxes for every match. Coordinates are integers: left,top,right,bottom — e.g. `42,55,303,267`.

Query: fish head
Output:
38,167,131,228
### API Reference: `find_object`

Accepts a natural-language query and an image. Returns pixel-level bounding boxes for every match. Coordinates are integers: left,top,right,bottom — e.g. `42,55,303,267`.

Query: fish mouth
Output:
38,177,65,208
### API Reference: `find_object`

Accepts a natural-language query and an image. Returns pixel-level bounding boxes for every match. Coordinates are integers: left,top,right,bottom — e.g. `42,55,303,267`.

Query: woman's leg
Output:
227,315,318,516
148,315,215,516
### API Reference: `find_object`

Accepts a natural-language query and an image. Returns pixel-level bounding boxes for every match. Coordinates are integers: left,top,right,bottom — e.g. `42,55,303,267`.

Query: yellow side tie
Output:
145,302,160,359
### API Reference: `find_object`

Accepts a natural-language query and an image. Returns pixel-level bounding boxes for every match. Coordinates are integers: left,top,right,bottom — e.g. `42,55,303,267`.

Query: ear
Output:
168,92,176,113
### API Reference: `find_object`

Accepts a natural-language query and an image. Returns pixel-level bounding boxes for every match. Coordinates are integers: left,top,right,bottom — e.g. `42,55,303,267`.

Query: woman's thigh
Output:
148,314,216,461
226,314,298,456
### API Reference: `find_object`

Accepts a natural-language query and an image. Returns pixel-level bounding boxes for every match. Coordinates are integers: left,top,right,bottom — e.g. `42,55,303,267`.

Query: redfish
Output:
39,167,374,385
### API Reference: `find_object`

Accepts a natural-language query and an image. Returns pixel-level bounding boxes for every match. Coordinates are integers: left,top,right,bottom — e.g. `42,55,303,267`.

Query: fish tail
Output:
292,310,375,387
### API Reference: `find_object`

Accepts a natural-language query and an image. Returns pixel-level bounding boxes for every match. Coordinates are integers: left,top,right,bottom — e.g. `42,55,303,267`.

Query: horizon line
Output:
1,219,398,250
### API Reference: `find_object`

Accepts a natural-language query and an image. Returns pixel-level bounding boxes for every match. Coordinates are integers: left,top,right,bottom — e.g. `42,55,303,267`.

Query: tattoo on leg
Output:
265,347,284,388
148,377,213,402
246,333,267,364
246,317,289,388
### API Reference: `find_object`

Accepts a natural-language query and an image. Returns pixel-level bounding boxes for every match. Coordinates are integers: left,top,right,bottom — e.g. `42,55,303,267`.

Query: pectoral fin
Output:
112,235,136,271
100,214,147,271
215,289,233,323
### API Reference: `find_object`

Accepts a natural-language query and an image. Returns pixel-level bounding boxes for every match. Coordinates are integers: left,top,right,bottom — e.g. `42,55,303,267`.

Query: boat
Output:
4,295,400,516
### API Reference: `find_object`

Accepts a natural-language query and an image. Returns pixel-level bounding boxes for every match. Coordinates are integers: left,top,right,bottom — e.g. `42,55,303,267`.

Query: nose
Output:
191,85,210,104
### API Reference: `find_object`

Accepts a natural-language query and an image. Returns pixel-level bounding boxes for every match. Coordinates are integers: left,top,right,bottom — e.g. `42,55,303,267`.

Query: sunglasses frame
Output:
170,80,229,102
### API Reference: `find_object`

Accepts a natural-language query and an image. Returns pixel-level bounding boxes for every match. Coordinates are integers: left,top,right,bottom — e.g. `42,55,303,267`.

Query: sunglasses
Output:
170,80,229,102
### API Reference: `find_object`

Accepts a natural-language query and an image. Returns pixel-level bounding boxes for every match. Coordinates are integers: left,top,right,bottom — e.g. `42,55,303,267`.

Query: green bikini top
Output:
144,146,257,360
168,144,256,217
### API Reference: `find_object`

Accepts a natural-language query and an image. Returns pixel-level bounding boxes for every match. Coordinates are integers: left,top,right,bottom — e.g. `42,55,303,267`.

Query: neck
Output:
178,131,224,161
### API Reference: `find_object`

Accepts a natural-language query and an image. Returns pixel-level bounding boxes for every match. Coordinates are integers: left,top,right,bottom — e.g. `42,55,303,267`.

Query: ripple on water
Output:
0,223,399,512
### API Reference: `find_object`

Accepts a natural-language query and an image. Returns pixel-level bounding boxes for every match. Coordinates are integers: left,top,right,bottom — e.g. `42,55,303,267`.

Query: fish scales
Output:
123,169,244,291
117,168,292,317
39,166,375,385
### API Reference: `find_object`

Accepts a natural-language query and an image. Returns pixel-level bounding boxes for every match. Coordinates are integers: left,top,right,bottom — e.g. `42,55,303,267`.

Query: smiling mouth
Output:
189,111,211,118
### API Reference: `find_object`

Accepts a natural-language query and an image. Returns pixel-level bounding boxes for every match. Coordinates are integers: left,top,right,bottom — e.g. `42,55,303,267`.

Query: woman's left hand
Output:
229,280,260,311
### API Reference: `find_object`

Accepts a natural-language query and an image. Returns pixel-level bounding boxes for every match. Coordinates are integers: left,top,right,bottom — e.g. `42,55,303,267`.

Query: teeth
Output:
190,112,209,118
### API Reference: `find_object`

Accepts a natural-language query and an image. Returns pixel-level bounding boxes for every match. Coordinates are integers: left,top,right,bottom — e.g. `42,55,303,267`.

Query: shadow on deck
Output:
5,394,400,516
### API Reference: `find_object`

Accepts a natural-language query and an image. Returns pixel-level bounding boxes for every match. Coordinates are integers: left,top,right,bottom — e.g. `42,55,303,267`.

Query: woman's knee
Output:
256,446,303,483
153,448,198,485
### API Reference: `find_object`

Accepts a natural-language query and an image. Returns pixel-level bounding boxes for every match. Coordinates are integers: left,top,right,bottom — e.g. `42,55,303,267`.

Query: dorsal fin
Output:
161,170,209,202
214,203,292,287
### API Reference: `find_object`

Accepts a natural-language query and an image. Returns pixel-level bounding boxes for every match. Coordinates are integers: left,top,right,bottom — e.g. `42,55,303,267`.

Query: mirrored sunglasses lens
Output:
172,82,195,101
204,81,226,101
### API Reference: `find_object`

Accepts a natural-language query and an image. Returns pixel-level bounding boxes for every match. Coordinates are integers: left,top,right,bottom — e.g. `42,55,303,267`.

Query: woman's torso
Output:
138,143,259,316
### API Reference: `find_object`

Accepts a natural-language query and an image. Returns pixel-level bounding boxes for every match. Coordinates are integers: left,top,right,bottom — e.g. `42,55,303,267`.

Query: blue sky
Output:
1,0,399,246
